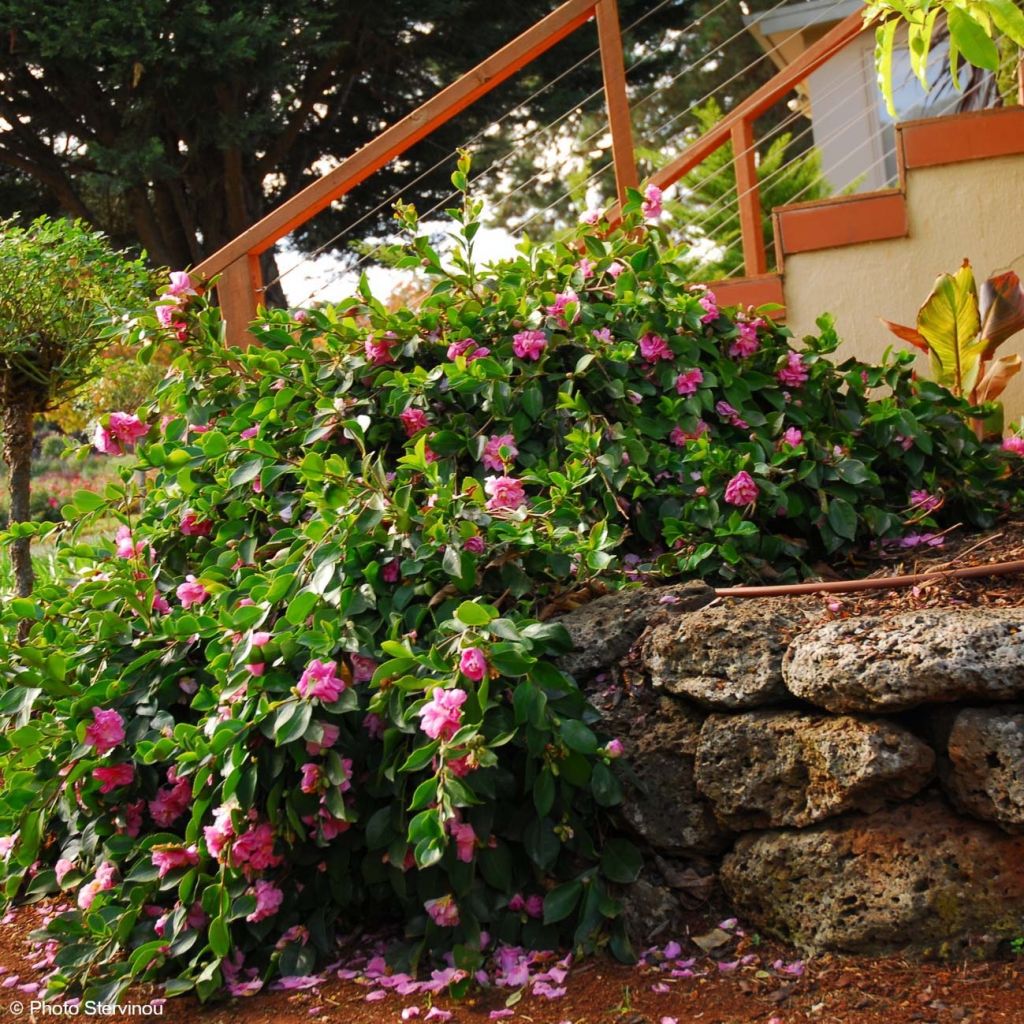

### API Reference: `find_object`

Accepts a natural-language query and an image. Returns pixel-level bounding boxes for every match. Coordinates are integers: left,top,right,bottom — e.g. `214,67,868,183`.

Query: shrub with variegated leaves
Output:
0,161,1021,1005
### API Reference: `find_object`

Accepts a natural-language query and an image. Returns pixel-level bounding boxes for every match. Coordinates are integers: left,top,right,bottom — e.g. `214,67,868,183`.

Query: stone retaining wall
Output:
560,587,1024,957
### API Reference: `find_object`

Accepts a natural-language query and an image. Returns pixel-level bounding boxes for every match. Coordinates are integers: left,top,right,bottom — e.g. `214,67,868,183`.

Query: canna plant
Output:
882,259,1024,434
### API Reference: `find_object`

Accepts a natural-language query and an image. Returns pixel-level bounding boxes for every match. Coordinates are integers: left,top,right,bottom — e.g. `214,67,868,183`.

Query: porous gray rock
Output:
555,581,715,680
620,878,686,948
597,692,732,855
694,711,934,829
943,705,1024,833
643,597,810,709
782,608,1024,713
720,797,1024,956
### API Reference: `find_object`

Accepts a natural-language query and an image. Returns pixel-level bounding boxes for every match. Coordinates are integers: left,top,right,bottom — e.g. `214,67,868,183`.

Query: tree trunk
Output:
1,398,35,598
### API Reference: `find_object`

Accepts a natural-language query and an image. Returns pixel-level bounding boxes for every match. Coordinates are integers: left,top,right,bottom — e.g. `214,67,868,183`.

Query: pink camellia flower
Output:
674,368,704,396
581,208,601,226
604,738,624,759
417,687,468,741
607,261,625,279
350,653,377,684
698,289,719,324
167,271,197,297
77,861,117,910
424,894,460,928
203,805,235,860
446,337,490,363
545,290,578,329
363,713,385,739
114,525,144,559
576,257,595,279
152,592,172,615
447,752,476,777
512,329,548,361
232,821,283,871
781,427,803,448
715,400,749,430
176,575,209,608
729,320,762,359
670,421,709,446
642,183,663,219
459,647,487,682
251,631,271,648
463,535,485,555
180,511,213,537
85,708,125,756
639,332,672,363
592,327,614,344
482,434,518,472
55,858,76,886
305,722,340,755
299,763,321,794
247,880,284,923
724,471,759,506
447,337,474,360
447,820,476,863
240,425,259,440
149,771,191,827
910,488,942,513
1002,435,1024,455
151,845,199,879
155,297,179,329
93,764,134,794
364,336,395,365
484,475,527,513
524,894,544,918
93,411,149,456
298,659,347,702
777,351,809,387
121,799,145,838
381,558,401,584
400,407,430,436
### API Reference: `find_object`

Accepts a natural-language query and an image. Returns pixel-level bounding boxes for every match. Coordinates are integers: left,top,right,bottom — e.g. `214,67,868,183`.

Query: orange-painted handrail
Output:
198,1,866,345
607,9,866,261
197,0,635,344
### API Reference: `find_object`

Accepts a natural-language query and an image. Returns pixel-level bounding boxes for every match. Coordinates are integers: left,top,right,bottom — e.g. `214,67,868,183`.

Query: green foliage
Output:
1,169,1022,1003
0,216,152,414
865,0,1024,115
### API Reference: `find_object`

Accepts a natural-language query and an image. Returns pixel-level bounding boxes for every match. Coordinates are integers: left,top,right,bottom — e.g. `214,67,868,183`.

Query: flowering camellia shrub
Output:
1,164,1022,1005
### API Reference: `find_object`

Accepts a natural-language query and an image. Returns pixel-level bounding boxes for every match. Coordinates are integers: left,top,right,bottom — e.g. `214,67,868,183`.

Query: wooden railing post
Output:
731,119,767,277
595,0,638,204
216,253,262,348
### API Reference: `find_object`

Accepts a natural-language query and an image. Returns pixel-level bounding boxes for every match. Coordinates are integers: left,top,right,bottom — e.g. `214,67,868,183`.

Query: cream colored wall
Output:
782,153,1024,421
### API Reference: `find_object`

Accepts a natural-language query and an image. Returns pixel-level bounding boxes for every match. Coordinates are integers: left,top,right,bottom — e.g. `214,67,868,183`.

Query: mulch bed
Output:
4,519,1024,1024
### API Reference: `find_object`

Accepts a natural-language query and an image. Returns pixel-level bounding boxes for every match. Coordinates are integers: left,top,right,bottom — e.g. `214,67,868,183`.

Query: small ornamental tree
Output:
0,167,1022,1005
0,216,152,596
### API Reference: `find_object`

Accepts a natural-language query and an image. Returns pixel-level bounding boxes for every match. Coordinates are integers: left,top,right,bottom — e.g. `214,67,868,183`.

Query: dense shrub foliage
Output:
1,173,1021,1004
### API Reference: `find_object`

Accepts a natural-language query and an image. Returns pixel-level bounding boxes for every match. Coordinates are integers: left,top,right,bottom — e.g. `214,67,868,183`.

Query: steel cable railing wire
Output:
683,55,1016,282
270,0,704,297
283,0,804,305
499,0,841,227
497,0,854,240
665,53,898,265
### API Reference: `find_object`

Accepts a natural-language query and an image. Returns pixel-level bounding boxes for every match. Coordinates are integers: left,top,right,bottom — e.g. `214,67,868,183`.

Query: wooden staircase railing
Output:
195,0,866,344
